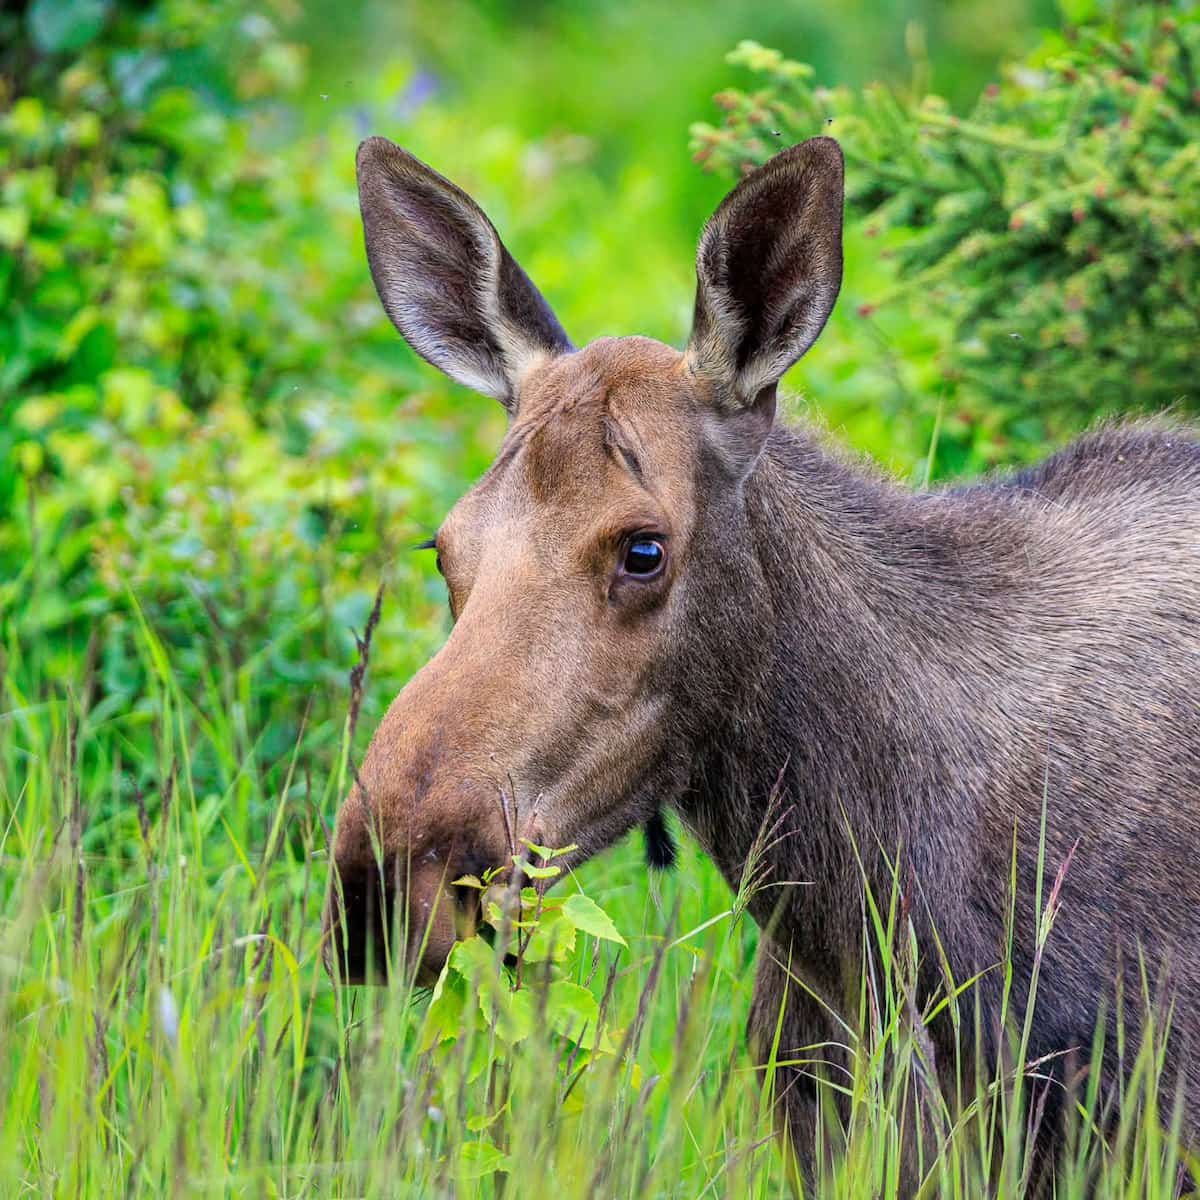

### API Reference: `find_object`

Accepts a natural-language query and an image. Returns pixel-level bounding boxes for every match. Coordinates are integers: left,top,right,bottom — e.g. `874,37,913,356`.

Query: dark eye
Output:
623,537,665,577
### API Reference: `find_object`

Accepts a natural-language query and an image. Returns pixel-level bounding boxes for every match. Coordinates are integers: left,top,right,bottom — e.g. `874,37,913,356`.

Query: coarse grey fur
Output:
675,415,1200,1187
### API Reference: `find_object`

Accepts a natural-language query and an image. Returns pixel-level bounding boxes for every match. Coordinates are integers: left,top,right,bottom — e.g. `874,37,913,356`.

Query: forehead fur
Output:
512,336,689,501
520,335,684,414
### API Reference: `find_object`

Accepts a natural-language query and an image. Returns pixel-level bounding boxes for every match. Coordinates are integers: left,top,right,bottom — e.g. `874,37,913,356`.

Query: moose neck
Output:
684,424,1002,971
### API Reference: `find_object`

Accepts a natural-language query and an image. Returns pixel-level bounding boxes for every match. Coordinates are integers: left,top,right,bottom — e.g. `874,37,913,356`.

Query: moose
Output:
323,134,1200,1188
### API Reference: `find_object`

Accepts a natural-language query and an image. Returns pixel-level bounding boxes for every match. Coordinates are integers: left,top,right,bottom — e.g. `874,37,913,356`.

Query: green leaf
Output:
521,908,577,964
561,893,627,947
484,900,535,929
456,1140,514,1180
516,857,561,880
545,980,603,1050
519,837,578,859
479,984,535,1045
28,0,111,53
420,957,469,1051
449,935,499,979
0,208,30,249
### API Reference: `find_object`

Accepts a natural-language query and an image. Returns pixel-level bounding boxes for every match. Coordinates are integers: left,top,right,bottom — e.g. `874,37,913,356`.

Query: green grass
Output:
0,602,769,1196
1,604,1194,1197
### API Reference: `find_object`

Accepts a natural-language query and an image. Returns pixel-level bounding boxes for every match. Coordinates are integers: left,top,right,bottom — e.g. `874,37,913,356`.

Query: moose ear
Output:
686,138,844,422
356,137,573,409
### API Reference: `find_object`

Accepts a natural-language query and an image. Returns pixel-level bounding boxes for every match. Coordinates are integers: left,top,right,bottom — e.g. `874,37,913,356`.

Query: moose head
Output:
322,135,843,985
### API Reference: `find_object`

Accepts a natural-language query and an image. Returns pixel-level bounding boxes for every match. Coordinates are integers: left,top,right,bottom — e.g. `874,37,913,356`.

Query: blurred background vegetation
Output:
1,0,1197,1192
0,0,1082,840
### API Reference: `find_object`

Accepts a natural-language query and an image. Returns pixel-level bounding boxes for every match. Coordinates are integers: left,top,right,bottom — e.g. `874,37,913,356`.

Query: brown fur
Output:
323,136,1200,1191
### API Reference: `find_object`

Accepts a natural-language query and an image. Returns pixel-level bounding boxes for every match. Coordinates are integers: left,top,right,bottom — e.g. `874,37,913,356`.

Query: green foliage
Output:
2,649,1193,1196
0,633,773,1196
425,853,624,1061
3,0,1198,1194
26,0,113,54
0,0,498,831
692,3,1200,471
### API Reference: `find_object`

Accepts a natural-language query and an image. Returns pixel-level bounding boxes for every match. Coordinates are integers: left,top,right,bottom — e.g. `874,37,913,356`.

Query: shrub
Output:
0,0,486,825
691,2,1200,471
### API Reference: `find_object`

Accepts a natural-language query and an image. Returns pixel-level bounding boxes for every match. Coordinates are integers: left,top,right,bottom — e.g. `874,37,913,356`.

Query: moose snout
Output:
321,650,524,986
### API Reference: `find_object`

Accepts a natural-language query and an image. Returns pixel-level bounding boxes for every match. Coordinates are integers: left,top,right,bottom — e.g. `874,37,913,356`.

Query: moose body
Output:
323,134,1200,1189
698,418,1200,1176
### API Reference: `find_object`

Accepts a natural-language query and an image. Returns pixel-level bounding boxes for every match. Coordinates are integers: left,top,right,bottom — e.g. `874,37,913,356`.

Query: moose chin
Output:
321,133,1200,1193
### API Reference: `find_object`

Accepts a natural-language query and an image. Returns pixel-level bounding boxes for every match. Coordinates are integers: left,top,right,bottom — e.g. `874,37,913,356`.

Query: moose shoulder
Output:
323,134,1200,1188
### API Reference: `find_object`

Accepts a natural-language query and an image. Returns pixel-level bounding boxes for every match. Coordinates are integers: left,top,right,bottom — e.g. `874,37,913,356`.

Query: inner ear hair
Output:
356,137,572,409
687,136,845,411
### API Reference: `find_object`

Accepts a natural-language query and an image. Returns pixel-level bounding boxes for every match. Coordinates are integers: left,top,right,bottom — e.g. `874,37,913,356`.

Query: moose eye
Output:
622,537,665,577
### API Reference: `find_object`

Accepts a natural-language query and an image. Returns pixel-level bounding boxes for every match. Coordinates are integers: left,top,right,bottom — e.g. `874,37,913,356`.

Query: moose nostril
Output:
326,860,398,985
324,850,489,987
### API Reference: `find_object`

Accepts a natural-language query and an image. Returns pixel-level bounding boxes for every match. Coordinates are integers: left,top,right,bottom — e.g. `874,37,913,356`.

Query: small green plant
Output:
691,3,1200,472
418,841,634,1169
432,841,624,1047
